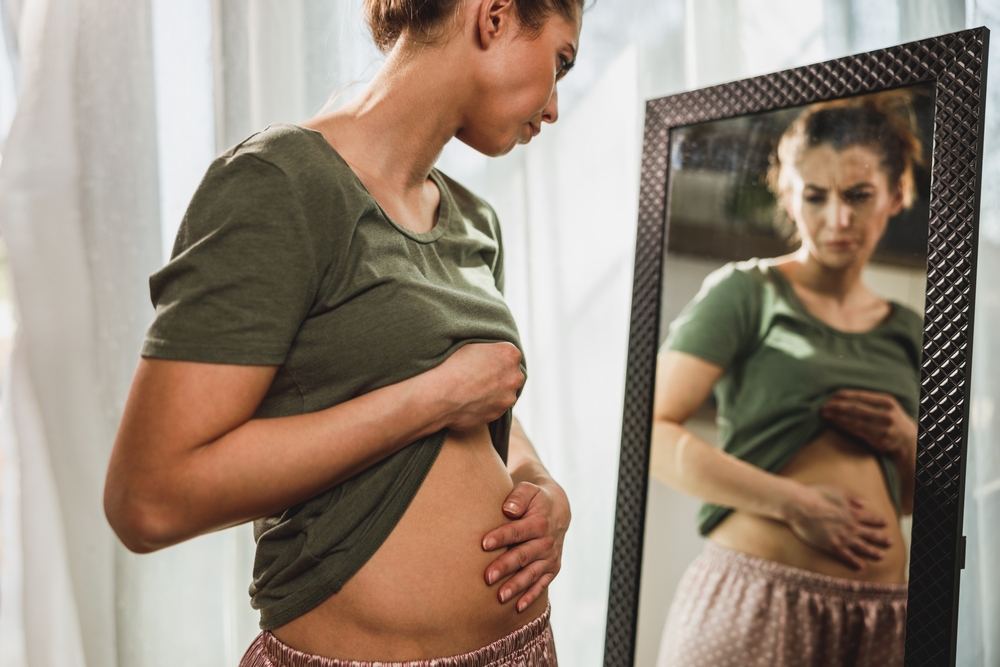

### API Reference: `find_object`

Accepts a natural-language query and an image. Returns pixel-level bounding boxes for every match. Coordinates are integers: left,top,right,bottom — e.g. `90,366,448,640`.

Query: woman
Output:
652,94,925,667
103,0,581,664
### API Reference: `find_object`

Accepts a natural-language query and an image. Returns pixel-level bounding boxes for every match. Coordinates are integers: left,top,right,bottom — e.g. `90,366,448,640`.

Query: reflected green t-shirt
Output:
662,258,923,536
141,123,525,629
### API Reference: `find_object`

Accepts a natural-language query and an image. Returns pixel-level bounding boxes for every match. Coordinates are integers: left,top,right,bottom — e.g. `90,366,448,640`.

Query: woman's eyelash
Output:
557,56,575,78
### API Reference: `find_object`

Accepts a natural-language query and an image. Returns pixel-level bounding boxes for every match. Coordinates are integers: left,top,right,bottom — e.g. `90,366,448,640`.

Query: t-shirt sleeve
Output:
662,264,759,369
141,153,319,365
487,203,505,295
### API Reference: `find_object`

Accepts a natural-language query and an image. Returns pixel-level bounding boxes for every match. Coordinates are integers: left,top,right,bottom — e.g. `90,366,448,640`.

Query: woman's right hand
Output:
783,484,893,570
424,342,525,432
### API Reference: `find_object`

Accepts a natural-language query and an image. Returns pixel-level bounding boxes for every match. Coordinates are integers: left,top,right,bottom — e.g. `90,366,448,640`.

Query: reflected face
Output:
458,10,581,156
785,144,904,270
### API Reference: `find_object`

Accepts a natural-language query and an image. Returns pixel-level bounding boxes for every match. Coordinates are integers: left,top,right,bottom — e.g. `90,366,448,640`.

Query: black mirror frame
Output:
603,27,989,667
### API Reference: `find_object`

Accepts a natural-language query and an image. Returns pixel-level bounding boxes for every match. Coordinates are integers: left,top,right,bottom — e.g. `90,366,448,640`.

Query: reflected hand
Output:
480,479,570,612
821,389,917,458
785,484,892,570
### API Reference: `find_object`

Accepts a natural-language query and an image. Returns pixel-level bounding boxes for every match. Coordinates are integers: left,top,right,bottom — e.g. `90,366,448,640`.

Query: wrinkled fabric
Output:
657,543,907,667
239,604,556,667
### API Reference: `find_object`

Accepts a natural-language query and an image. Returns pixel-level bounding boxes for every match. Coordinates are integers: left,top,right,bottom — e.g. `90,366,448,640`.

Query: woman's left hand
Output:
481,479,571,612
821,389,917,458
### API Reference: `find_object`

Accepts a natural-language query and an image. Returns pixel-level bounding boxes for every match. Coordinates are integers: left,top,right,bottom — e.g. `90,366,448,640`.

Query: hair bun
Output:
364,0,583,54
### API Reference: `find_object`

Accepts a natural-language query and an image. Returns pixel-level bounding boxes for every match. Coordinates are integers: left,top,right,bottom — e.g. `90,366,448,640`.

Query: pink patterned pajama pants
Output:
239,604,556,667
657,542,907,667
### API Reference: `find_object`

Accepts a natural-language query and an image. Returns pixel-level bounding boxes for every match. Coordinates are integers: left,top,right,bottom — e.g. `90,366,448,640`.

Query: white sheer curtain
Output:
0,1,160,667
0,1,998,667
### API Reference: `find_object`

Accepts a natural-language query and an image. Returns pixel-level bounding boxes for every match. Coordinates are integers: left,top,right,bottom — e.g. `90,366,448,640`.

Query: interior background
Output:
0,1,995,666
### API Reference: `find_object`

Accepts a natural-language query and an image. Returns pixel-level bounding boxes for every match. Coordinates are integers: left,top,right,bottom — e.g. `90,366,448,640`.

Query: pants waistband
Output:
244,603,554,667
701,541,908,601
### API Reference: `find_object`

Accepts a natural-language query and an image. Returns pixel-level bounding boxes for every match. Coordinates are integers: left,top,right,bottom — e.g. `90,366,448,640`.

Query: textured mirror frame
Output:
604,28,989,667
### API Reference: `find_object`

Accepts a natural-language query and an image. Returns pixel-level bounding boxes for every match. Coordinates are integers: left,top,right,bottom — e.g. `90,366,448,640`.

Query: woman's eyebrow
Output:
842,182,877,192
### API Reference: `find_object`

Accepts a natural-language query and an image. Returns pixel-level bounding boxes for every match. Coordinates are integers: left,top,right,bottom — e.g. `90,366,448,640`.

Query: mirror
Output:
635,83,934,667
603,28,989,667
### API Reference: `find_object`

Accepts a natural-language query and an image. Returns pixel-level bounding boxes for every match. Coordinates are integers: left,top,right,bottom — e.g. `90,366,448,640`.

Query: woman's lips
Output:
529,122,540,137
825,239,858,251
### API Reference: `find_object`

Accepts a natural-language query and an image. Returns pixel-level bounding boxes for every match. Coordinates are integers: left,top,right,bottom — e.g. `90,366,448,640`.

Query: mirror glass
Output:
634,82,935,667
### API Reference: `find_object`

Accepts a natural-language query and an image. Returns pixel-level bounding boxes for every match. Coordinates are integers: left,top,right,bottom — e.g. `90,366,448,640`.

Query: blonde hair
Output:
767,90,926,212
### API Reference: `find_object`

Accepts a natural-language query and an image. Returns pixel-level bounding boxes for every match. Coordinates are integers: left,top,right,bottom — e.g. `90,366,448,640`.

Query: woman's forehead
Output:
794,144,888,188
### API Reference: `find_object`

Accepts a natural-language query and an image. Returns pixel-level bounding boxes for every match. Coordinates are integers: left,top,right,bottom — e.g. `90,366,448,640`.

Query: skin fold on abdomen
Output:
271,425,547,661
708,429,908,583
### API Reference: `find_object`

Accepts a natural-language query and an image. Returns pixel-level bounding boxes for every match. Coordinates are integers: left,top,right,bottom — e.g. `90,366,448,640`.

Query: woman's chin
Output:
809,248,863,271
456,133,519,158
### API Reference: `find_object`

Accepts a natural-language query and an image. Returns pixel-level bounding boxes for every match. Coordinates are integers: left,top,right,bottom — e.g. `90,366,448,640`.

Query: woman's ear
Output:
783,193,797,223
478,0,515,49
888,186,905,218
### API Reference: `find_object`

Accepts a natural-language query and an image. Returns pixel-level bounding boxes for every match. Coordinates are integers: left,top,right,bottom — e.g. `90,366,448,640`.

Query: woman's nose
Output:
827,197,852,229
542,88,559,124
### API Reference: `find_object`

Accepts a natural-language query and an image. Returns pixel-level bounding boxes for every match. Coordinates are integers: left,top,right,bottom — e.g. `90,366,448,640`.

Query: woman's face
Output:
458,6,582,156
785,143,904,271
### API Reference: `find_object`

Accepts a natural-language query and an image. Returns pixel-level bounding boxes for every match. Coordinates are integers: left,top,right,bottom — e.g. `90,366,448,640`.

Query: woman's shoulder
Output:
700,258,774,294
219,122,346,180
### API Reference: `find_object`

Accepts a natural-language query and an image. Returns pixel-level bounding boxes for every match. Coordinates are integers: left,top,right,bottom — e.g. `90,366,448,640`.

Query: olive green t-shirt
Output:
141,122,525,629
662,259,923,536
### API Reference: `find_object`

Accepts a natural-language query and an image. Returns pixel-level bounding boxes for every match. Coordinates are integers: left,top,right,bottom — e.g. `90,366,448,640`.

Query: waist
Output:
271,426,547,661
695,541,908,600
247,604,554,667
708,429,908,583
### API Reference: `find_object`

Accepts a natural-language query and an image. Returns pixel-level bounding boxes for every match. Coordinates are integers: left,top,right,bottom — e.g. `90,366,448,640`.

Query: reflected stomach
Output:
270,426,546,661
708,429,908,583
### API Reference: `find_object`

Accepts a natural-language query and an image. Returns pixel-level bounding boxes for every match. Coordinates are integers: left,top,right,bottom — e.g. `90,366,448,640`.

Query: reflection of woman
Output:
652,95,925,667
103,0,580,665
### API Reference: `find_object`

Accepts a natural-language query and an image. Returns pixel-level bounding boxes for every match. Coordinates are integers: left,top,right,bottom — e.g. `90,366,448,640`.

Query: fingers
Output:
481,509,548,553
857,526,892,549
513,573,556,613
847,537,884,562
483,534,554,585
832,544,866,571
844,492,883,523
831,389,895,408
853,508,889,528
822,400,898,450
822,400,887,428
496,560,548,608
500,482,542,519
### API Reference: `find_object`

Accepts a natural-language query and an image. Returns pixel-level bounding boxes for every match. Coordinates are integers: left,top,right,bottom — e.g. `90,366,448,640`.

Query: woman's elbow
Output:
103,476,180,554
649,419,683,485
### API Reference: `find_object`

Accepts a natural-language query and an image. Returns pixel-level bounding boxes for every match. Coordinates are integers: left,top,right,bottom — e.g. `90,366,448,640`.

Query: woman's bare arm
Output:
650,351,802,520
651,351,892,570
104,343,524,554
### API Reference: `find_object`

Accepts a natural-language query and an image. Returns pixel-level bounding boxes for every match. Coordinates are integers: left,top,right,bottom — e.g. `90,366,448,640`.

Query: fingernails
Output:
517,600,528,612
483,538,496,551
487,570,498,585
505,502,519,513
500,589,511,603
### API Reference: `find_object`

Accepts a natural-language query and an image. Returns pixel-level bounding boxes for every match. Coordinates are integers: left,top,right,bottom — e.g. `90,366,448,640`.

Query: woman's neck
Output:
785,249,868,305
304,36,473,194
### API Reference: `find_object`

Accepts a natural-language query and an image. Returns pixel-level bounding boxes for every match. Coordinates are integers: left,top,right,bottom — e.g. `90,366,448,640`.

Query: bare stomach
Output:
270,425,546,661
708,429,908,583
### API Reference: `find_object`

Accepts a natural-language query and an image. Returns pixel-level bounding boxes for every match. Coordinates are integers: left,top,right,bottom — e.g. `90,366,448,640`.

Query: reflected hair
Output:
365,0,583,53
767,90,927,213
